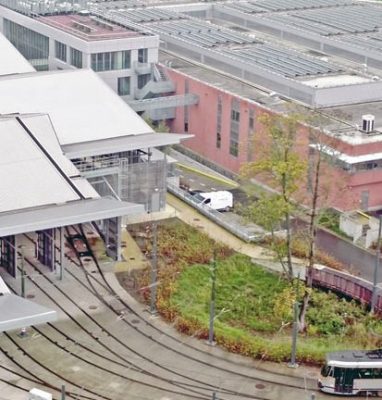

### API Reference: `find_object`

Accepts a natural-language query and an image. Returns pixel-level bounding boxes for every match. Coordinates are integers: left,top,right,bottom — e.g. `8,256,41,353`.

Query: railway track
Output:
0,223,321,400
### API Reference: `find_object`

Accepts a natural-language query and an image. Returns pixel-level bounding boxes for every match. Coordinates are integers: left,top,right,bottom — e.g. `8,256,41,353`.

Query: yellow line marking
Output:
177,163,238,188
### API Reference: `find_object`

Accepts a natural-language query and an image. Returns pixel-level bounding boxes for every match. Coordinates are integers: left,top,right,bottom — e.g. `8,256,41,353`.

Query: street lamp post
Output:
207,256,217,346
150,221,158,315
288,300,299,368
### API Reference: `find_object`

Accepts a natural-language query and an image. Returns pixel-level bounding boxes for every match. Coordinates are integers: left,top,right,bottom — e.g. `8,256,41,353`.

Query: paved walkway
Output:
167,193,307,279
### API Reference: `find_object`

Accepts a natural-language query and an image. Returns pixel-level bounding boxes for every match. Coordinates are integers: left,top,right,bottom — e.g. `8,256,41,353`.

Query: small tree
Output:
242,110,346,332
242,112,306,281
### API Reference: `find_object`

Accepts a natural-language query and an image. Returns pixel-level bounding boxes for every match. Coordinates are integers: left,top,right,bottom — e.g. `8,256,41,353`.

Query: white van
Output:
193,191,233,211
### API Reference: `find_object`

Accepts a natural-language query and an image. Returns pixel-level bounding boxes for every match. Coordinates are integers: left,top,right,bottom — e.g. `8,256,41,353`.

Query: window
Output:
216,96,222,149
249,108,255,130
247,108,256,161
70,47,82,68
55,40,66,62
138,48,148,63
121,51,131,69
118,77,130,96
138,73,151,89
230,99,240,157
231,110,240,122
184,80,189,132
229,140,238,157
216,133,221,148
4,19,49,68
91,50,131,71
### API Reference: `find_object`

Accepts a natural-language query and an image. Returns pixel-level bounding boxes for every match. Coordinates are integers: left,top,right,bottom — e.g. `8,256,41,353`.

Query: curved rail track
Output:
0,223,320,400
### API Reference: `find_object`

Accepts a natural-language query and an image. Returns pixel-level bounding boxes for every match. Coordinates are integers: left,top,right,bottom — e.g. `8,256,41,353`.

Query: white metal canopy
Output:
0,198,144,237
0,293,57,332
62,132,192,158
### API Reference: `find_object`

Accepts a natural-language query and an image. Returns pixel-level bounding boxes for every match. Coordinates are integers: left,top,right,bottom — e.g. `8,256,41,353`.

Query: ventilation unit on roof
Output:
362,114,375,133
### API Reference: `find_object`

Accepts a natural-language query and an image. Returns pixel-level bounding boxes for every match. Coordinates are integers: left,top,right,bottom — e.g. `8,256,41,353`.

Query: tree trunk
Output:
285,211,294,280
299,151,321,331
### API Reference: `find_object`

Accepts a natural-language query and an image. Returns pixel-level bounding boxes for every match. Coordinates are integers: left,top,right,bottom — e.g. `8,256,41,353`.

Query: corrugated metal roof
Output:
0,33,35,76
62,132,192,158
0,197,144,237
0,69,154,145
0,293,57,332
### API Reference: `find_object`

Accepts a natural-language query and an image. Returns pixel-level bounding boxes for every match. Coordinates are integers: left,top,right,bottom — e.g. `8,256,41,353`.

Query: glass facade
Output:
55,40,67,62
91,51,131,72
3,19,49,70
118,77,130,96
70,47,82,68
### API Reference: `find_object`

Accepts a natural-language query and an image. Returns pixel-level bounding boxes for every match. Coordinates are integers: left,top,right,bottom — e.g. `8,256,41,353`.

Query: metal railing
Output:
167,183,261,242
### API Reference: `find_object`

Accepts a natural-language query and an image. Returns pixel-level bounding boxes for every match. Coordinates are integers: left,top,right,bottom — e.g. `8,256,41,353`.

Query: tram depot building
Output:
6,0,382,210
0,32,188,330
5,0,382,324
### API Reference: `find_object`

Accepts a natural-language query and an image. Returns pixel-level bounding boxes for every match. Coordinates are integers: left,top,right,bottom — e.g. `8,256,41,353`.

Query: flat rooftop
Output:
92,2,382,108
37,13,144,41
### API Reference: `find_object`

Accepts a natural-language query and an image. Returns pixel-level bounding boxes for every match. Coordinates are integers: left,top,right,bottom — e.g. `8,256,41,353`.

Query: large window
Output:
118,77,130,96
55,40,67,62
229,99,240,157
138,48,148,63
70,47,82,68
247,108,256,161
216,96,222,149
91,51,131,72
138,73,151,89
4,19,49,69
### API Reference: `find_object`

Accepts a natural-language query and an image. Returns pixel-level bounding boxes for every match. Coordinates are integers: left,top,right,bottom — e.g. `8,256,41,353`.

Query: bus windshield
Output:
321,365,331,377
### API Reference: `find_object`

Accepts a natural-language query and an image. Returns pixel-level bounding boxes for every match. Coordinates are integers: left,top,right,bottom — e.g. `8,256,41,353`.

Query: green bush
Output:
133,219,382,365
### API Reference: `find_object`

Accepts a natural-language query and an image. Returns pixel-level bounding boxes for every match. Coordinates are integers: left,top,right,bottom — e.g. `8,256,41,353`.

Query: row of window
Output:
91,50,131,72
55,41,149,72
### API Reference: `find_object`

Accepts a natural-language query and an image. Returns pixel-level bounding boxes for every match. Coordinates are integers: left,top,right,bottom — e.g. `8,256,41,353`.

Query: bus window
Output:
321,366,331,377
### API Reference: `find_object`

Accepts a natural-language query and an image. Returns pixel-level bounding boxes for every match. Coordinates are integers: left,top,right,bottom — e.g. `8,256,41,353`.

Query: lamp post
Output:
150,221,158,315
288,274,300,368
288,300,299,368
371,215,382,314
207,256,217,346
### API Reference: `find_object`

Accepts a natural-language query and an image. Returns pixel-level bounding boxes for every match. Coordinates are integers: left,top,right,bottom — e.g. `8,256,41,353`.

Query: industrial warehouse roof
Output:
0,197,144,237
0,69,154,146
0,114,97,213
92,3,382,107
0,33,35,76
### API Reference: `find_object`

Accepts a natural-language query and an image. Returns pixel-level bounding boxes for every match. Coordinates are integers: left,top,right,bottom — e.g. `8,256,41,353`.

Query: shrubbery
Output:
132,219,382,365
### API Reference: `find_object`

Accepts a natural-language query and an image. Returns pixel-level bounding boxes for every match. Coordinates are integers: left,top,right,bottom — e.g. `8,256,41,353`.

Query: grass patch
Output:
130,219,382,365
